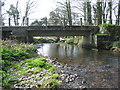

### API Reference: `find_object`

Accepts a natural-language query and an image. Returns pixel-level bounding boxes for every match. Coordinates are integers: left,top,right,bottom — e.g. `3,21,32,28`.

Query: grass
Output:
99,23,117,26
95,33,110,36
41,79,61,88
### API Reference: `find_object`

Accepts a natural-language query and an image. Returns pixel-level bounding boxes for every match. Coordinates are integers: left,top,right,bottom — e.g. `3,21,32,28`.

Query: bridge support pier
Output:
26,35,34,43
82,34,93,48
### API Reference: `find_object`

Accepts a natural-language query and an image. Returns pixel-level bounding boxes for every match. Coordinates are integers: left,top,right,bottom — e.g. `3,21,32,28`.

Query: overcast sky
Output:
1,0,118,25
2,0,59,19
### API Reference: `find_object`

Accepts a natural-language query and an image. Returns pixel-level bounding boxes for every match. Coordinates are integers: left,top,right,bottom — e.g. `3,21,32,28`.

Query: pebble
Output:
82,80,87,84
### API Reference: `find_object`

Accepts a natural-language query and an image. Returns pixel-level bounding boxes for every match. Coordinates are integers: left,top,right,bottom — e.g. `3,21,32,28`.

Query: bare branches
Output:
22,0,37,26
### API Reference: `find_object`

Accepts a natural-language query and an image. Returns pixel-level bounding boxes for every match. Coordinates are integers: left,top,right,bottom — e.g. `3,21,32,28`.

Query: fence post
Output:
8,18,11,26
45,17,47,26
80,18,82,26
26,17,29,26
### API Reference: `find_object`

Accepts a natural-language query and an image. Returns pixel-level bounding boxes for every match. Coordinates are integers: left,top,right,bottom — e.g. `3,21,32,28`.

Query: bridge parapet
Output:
27,26,93,31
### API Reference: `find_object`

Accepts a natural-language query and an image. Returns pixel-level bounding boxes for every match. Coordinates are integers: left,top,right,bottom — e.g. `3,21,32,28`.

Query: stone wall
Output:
95,35,111,49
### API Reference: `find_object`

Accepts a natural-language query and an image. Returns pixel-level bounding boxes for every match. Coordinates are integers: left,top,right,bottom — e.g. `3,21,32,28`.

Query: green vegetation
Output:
42,79,61,88
99,24,120,41
1,40,61,88
113,41,120,48
65,38,74,44
95,33,110,36
97,24,120,50
64,36,83,44
99,24,117,26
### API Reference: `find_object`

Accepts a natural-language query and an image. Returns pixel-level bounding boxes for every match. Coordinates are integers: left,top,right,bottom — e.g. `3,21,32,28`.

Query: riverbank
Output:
1,40,61,89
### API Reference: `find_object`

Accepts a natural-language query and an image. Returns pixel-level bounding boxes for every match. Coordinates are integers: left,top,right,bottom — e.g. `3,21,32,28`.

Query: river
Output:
37,43,120,88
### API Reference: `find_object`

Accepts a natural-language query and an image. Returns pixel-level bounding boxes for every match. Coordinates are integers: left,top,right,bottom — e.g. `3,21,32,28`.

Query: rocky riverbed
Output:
41,55,118,89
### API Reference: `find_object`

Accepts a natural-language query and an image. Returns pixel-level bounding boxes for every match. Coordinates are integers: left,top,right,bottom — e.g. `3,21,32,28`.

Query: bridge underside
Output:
26,30,92,45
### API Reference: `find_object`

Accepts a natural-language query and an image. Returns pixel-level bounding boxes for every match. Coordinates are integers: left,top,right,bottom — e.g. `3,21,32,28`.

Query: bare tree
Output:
117,0,120,25
7,4,20,26
108,1,112,24
57,0,73,25
87,1,92,25
49,8,65,25
22,0,37,26
0,0,4,26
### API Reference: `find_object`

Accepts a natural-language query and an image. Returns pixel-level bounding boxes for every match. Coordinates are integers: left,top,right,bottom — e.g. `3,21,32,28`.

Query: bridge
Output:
1,26,99,44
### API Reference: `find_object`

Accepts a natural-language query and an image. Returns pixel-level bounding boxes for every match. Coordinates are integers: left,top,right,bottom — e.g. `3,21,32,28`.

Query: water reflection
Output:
38,43,119,66
37,43,119,88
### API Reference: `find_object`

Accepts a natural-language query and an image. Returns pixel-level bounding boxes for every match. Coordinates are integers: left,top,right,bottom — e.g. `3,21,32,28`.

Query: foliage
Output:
6,4,20,25
65,38,74,44
31,17,47,26
95,33,110,36
105,26,120,41
0,70,19,87
52,73,59,79
1,40,37,87
99,24,117,26
113,41,120,48
98,25,120,41
24,58,55,71
1,46,31,61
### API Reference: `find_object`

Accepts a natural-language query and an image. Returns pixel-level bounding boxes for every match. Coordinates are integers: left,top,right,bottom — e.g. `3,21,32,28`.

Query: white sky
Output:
1,0,119,25
2,0,59,19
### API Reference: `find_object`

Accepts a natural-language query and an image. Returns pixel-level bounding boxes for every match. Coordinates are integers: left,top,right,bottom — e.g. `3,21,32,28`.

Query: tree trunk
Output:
117,0,120,25
66,0,72,25
13,15,17,25
83,2,87,25
0,3,2,26
97,1,102,25
87,1,92,25
108,2,112,24
102,2,107,23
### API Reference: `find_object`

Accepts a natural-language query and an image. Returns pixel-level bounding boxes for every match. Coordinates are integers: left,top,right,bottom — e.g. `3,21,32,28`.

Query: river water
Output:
37,43,120,88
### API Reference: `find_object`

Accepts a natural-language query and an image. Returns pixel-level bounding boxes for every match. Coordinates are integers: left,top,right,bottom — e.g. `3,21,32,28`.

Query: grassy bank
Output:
1,40,61,88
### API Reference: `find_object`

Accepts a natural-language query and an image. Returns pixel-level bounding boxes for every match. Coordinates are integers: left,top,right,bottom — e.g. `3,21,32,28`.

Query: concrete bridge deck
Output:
1,26,99,43
1,26,97,31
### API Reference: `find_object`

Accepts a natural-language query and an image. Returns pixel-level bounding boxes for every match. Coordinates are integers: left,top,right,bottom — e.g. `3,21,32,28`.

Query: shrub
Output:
113,41,120,48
